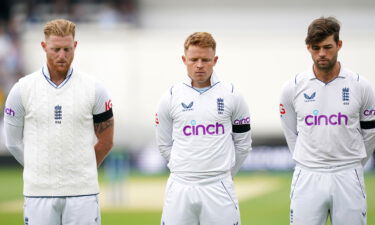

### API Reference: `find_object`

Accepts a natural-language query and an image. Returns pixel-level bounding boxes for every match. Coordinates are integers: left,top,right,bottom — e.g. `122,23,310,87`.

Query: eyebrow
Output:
312,44,333,48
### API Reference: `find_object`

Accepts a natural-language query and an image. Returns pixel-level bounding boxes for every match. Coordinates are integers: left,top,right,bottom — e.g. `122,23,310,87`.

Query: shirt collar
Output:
183,71,220,87
42,64,74,88
307,62,346,81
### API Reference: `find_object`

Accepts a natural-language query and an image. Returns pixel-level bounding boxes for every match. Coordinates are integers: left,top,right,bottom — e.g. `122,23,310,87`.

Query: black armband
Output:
232,124,251,133
93,108,113,123
360,120,375,129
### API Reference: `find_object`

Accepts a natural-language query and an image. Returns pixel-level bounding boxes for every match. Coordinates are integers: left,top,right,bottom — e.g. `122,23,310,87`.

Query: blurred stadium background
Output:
0,0,375,224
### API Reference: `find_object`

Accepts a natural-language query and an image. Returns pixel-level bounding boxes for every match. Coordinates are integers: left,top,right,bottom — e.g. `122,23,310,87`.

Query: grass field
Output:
1,168,375,225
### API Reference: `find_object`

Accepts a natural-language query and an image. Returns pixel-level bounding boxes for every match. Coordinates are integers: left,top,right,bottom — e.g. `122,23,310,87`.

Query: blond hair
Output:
184,32,216,52
43,19,76,38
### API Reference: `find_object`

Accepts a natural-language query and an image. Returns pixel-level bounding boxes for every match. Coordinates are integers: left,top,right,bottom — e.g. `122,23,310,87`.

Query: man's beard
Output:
315,56,337,72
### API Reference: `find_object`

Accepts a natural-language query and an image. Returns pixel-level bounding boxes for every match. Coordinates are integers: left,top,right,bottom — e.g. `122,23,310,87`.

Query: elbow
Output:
235,145,252,156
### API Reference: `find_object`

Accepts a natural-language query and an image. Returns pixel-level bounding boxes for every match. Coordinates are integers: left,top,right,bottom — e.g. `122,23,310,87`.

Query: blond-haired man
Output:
4,19,114,225
155,32,252,225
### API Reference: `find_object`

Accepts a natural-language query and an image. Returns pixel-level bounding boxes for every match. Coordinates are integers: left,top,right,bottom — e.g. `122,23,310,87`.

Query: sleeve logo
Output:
233,117,250,125
4,107,15,116
105,100,112,111
279,104,286,115
155,113,159,125
364,108,375,116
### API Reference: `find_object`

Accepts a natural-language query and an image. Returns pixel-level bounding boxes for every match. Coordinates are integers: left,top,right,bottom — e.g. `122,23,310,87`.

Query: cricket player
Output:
155,32,252,225
280,17,375,225
4,19,114,225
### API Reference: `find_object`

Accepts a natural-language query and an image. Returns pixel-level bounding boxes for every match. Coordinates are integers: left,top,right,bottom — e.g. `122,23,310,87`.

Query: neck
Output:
313,62,341,83
47,65,68,86
192,82,210,88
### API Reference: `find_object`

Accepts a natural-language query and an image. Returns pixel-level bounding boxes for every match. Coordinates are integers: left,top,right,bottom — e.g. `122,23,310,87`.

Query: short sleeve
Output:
93,82,113,123
231,88,251,133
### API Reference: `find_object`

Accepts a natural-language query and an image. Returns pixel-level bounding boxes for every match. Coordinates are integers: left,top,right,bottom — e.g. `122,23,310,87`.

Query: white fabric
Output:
4,82,24,127
161,174,240,225
155,72,252,181
4,123,24,165
5,67,103,196
280,65,375,168
41,64,73,89
290,165,367,225
24,195,101,225
4,66,111,127
4,66,111,170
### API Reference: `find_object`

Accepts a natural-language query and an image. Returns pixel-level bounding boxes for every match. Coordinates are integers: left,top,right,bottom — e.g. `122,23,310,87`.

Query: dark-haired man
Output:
280,17,375,225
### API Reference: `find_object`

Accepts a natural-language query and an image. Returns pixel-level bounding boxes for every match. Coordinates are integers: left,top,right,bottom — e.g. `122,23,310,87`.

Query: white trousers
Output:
290,165,367,225
161,174,241,225
24,195,101,225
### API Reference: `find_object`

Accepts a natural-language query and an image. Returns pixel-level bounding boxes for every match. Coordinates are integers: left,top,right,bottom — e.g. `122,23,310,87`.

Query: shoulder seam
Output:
294,73,299,85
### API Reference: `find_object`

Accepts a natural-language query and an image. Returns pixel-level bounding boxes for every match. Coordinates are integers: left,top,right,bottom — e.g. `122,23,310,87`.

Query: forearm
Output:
4,123,24,166
361,129,375,166
282,128,298,154
158,145,172,162
94,118,114,167
155,92,173,162
231,132,252,177
95,140,113,167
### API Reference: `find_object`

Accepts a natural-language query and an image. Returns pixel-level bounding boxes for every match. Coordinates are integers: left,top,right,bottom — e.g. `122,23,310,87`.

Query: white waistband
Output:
170,171,231,185
295,162,362,173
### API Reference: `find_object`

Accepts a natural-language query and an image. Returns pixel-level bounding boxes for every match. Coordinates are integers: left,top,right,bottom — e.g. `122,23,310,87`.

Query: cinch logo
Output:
305,110,348,126
234,117,250,125
364,108,375,116
4,108,15,116
183,120,224,136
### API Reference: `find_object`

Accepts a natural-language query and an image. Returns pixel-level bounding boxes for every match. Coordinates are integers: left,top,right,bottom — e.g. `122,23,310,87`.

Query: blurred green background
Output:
1,167,375,225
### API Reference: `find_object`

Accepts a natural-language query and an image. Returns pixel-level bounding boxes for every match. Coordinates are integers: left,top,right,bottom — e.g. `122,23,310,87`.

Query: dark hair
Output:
305,17,340,45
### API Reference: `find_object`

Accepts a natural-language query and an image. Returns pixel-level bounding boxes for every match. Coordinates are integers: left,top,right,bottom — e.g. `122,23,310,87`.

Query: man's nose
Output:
57,49,66,58
196,60,204,68
318,49,327,57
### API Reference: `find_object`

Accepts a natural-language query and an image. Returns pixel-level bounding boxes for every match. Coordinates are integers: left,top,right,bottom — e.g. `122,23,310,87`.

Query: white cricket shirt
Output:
156,72,252,181
280,65,375,168
4,65,113,196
